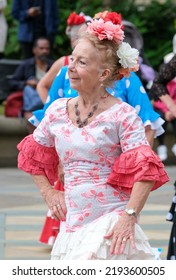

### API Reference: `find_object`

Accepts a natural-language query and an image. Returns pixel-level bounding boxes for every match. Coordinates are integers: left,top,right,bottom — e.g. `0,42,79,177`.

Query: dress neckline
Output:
65,98,120,129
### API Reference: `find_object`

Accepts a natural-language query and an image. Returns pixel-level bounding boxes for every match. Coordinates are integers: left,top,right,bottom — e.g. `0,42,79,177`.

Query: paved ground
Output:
0,166,175,260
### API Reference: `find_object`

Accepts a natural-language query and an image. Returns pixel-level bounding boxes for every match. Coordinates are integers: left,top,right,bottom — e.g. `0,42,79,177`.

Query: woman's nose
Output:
68,60,75,70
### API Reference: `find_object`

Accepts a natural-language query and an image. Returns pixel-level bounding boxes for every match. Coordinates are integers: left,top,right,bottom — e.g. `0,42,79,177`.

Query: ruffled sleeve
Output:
17,134,59,185
107,145,169,194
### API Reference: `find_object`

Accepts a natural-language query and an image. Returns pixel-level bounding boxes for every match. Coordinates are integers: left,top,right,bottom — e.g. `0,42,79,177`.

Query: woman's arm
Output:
158,94,176,117
105,180,154,255
32,174,67,221
144,125,155,147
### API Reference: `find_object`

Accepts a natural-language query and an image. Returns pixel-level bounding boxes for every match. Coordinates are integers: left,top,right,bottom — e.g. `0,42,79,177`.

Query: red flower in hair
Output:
67,12,86,26
104,12,122,25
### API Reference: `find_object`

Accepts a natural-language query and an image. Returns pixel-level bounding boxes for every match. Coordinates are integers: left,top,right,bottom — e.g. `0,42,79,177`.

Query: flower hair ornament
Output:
67,12,86,26
67,11,92,26
87,11,139,79
66,12,92,42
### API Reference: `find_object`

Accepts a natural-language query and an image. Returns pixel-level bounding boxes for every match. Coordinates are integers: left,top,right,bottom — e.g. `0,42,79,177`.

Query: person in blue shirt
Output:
11,0,59,59
30,65,164,147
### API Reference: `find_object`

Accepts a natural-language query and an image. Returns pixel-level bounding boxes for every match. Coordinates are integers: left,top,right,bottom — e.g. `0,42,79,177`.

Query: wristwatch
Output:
124,208,137,218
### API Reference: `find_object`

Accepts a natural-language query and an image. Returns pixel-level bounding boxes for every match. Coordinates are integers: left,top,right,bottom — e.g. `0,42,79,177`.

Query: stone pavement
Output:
0,166,175,260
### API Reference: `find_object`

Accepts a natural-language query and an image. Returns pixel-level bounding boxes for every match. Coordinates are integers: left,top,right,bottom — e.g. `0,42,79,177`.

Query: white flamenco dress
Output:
17,98,169,260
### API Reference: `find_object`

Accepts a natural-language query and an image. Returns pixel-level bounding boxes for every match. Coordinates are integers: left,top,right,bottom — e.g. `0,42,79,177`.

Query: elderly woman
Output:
17,14,169,260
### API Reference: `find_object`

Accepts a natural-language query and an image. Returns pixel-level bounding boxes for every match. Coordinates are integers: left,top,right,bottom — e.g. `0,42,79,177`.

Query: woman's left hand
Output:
104,214,136,255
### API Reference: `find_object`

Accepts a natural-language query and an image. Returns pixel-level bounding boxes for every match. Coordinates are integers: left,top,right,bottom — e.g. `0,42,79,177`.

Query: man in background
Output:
9,37,53,133
11,0,59,59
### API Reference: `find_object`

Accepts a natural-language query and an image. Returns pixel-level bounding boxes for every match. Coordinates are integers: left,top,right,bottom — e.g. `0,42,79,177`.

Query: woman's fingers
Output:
51,203,66,221
104,216,136,255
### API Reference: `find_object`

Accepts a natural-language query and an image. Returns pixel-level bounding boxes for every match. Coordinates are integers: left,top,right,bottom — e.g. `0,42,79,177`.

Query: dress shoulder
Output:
45,97,68,115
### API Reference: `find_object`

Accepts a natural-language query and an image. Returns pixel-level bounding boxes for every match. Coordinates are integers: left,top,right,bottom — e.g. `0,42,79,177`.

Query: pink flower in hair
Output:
94,11,123,28
87,18,124,44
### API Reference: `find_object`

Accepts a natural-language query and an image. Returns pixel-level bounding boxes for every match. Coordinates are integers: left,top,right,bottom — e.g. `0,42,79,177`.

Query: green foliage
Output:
3,0,176,70
134,0,176,68
4,0,20,57
105,0,176,69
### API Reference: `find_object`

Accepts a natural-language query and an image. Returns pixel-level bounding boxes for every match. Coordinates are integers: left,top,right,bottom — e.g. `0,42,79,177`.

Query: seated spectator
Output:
9,37,53,133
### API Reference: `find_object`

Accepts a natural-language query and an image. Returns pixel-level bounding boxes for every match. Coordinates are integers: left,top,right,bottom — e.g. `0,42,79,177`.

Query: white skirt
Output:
51,212,156,260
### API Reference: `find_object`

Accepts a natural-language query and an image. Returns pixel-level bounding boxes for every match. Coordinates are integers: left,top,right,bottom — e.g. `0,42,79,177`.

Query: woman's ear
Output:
99,69,110,82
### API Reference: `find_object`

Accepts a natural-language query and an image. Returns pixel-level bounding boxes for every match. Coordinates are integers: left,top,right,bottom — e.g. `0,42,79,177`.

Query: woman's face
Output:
68,38,103,92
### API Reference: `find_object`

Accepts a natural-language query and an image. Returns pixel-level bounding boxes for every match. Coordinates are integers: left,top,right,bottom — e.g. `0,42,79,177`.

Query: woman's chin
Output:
70,81,79,90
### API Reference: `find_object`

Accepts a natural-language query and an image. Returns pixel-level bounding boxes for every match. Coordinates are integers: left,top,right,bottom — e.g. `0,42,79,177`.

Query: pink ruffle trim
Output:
107,145,169,194
17,135,59,185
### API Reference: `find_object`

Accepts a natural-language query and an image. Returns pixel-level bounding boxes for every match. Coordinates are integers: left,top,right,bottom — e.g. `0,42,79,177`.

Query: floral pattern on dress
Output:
33,98,148,231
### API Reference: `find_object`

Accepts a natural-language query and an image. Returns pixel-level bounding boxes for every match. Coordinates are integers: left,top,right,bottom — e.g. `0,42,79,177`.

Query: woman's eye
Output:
79,60,85,65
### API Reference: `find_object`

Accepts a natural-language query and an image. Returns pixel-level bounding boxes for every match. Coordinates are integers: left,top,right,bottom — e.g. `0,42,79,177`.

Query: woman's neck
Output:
77,88,108,108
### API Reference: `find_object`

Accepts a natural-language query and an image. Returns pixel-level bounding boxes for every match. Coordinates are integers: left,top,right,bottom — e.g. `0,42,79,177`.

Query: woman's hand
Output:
168,103,176,118
165,110,175,121
28,7,41,17
104,214,136,255
32,175,67,221
44,188,67,221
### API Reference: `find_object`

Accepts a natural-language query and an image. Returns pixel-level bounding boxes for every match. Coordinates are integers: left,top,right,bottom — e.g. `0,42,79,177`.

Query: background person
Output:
149,53,176,260
152,35,176,161
149,55,176,118
11,0,59,59
9,37,53,133
17,15,169,260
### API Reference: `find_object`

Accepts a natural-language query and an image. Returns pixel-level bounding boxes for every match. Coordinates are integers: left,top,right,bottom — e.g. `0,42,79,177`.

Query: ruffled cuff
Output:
17,135,59,185
107,145,169,194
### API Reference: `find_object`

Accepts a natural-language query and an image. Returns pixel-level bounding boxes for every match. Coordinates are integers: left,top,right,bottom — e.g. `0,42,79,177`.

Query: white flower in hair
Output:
117,42,139,68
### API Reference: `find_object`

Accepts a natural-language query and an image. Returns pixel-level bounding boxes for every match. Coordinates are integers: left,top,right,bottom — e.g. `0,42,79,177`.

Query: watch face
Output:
125,208,136,216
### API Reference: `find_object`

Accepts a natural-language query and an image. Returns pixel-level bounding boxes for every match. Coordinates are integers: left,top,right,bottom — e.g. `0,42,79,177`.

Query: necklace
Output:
75,101,99,128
